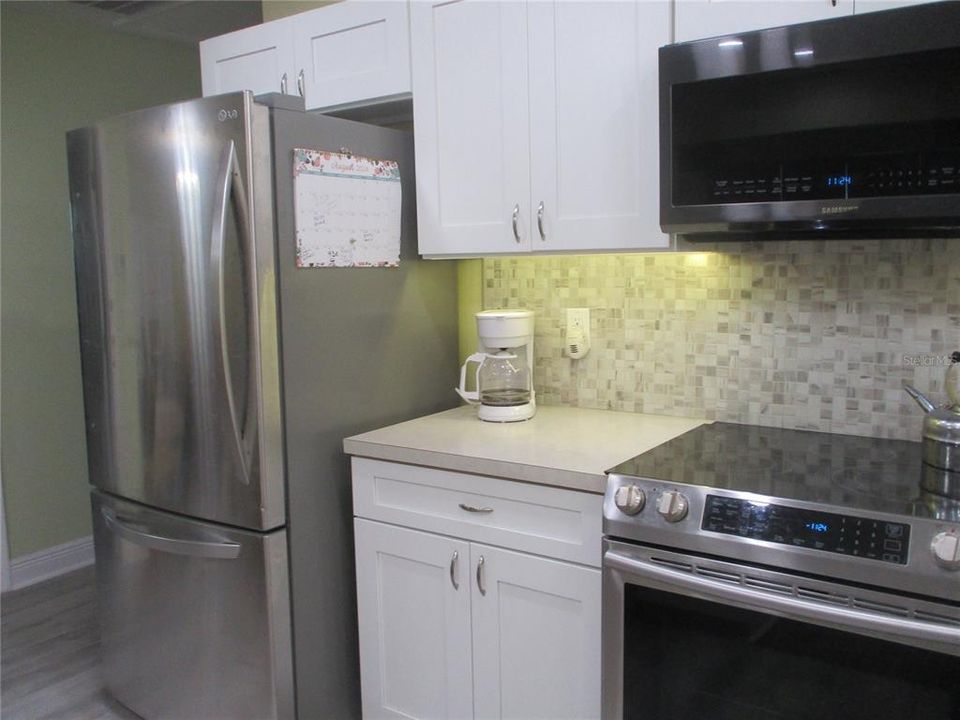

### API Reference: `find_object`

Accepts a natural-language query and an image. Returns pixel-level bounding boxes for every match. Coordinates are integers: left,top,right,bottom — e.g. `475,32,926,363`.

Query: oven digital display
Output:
702,496,910,564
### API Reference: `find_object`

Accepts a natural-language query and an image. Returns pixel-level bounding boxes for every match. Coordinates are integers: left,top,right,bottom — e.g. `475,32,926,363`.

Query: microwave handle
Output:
604,548,960,655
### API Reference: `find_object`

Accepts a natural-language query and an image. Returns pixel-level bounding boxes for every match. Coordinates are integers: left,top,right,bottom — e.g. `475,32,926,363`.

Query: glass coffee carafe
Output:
477,350,531,407
455,347,534,421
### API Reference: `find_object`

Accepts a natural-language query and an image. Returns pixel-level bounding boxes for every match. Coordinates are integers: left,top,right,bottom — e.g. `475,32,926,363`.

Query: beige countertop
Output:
343,405,706,494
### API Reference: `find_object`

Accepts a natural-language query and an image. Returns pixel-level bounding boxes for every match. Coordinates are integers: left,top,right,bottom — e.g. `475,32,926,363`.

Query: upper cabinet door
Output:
200,19,294,97
470,543,602,720
675,0,852,43
412,0,532,256
528,1,672,252
293,1,412,111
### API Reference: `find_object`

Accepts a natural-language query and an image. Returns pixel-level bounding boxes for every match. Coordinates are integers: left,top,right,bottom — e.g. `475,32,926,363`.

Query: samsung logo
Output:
820,205,859,215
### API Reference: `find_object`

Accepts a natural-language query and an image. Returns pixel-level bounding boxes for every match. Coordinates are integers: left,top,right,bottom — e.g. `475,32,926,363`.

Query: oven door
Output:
602,539,960,720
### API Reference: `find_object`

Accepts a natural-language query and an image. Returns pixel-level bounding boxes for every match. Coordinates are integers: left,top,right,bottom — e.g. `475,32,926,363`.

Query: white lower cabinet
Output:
353,460,602,720
470,543,601,720
355,520,473,720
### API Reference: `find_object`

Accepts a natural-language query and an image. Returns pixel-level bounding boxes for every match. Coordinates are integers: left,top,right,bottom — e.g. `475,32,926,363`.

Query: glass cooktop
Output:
606,422,949,519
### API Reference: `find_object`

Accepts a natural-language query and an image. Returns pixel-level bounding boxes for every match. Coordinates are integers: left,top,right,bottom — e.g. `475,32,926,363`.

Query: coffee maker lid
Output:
476,309,532,319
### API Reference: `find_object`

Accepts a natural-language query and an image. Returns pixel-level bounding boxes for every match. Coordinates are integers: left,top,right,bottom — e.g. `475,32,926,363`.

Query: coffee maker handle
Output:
455,352,486,404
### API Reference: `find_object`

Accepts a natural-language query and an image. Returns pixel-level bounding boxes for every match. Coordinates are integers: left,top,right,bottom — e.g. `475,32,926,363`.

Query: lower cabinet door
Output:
355,519,474,719
470,544,602,720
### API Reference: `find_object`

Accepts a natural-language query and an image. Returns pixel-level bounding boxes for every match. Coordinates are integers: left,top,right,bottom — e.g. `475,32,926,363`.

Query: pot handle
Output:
455,352,487,404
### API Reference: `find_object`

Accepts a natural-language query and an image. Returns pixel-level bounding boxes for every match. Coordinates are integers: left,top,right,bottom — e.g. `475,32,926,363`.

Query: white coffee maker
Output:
455,309,536,422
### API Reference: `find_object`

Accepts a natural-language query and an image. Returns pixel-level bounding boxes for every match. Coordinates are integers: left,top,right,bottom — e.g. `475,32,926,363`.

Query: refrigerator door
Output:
68,92,284,530
91,491,294,720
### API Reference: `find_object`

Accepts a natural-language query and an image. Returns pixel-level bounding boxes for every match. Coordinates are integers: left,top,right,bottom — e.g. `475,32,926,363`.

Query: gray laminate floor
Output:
1,566,140,720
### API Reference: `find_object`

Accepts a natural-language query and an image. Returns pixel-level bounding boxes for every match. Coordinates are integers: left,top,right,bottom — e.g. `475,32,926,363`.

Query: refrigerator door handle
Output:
101,508,242,560
212,139,256,486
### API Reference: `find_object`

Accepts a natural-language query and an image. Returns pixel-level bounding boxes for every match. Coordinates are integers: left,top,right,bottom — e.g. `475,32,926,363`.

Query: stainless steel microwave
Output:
659,2,960,241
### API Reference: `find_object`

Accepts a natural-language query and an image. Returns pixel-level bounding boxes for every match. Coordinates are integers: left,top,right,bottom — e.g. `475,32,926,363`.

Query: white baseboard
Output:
7,535,94,591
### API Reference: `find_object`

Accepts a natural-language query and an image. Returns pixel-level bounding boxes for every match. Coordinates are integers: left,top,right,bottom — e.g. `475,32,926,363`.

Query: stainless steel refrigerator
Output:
67,92,458,720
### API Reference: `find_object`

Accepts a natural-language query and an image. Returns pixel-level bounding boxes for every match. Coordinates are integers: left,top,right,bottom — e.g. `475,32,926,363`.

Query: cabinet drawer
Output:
351,458,602,567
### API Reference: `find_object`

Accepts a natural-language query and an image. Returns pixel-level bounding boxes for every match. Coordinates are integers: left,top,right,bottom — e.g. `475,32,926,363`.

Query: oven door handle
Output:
605,548,960,655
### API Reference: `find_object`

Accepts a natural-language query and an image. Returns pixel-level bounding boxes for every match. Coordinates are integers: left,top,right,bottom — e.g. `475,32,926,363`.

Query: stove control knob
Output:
614,485,646,515
656,490,689,523
931,531,960,570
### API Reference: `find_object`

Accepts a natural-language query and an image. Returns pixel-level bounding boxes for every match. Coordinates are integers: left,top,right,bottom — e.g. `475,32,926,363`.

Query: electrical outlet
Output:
565,308,590,359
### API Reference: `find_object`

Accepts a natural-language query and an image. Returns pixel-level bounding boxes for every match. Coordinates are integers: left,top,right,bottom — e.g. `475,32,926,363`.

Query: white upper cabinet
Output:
412,0,672,257
293,1,412,111
200,19,295,98
200,1,411,111
854,0,944,14
674,0,852,43
527,1,671,252
411,0,532,256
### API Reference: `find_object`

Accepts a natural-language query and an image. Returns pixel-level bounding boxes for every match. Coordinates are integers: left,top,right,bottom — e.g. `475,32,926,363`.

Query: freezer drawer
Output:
91,491,293,720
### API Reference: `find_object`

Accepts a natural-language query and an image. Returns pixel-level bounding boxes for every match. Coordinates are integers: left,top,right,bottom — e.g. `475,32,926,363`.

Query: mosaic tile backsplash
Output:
483,239,960,441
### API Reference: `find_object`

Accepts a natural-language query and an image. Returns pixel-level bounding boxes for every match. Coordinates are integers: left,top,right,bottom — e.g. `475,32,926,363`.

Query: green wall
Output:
457,259,483,361
262,0,336,22
0,4,201,558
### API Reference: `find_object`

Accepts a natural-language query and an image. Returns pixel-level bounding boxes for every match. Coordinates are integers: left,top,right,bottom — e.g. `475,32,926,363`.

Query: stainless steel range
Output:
602,422,959,720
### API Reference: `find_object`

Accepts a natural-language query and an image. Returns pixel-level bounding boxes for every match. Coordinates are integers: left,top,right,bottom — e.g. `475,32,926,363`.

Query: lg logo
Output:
218,108,239,122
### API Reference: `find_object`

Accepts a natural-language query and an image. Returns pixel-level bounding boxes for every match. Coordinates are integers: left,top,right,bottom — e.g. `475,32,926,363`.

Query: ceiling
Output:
7,1,263,45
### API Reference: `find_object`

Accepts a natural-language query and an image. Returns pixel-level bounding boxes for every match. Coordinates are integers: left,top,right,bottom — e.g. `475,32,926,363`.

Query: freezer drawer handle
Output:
101,508,242,560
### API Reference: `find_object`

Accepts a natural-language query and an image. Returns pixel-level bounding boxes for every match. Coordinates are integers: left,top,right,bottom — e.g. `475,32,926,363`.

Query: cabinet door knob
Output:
537,201,546,241
280,72,288,94
512,204,521,243
450,550,459,590
297,69,305,97
476,555,486,596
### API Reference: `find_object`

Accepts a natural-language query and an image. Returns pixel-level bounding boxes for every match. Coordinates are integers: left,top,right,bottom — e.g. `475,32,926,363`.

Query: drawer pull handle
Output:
450,551,459,590
477,555,486,596
459,503,493,514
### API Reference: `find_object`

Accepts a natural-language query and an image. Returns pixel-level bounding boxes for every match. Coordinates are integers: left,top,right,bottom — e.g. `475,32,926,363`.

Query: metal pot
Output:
905,369,960,499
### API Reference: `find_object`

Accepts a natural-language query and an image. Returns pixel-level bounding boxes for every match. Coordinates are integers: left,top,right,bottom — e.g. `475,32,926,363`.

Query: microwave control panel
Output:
704,156,957,204
702,495,911,564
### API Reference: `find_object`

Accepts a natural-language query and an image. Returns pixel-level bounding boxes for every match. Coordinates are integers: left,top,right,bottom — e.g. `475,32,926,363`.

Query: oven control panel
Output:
702,496,911,565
